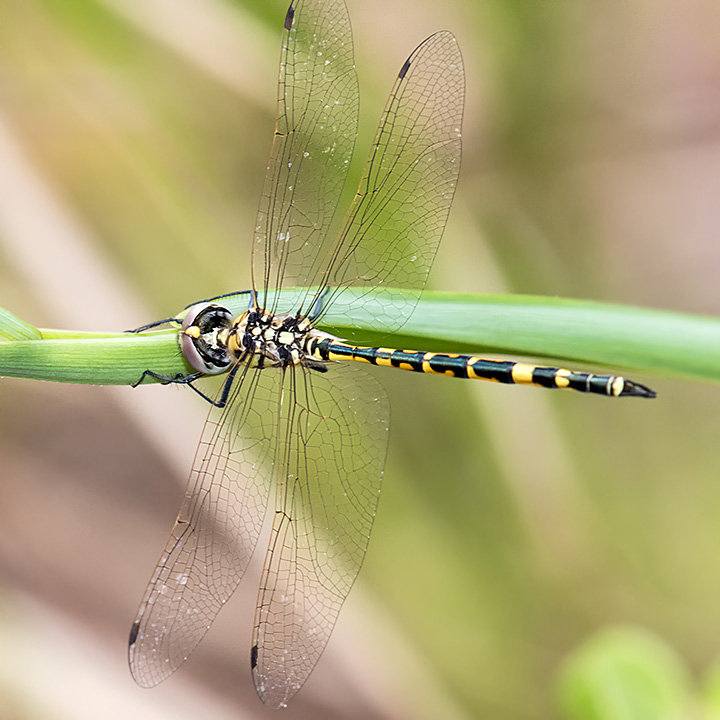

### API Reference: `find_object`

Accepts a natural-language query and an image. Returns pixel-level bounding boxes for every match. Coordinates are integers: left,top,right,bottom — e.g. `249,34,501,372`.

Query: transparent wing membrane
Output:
315,31,464,333
132,0,465,705
251,364,389,708
252,0,359,316
129,363,280,686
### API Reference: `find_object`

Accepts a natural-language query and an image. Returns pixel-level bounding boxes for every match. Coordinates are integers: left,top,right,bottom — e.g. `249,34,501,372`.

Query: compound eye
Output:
180,331,218,374
180,302,234,375
180,302,231,331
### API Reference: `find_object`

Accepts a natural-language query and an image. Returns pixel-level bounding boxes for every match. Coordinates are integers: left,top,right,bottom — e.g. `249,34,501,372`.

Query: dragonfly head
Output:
179,302,234,375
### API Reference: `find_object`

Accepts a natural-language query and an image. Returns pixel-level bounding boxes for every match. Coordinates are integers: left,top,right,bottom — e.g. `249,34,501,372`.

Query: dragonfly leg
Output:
182,289,253,311
131,369,226,407
128,290,253,332
126,317,181,333
211,363,241,409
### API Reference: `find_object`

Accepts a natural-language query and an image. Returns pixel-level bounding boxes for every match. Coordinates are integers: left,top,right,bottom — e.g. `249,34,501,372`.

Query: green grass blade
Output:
0,329,185,385
1,291,718,386
0,307,42,341
0,301,185,385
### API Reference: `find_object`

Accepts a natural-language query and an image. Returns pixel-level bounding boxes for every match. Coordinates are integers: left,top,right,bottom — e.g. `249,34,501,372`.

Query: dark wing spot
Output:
129,620,140,647
398,58,411,79
284,4,295,30
251,643,259,669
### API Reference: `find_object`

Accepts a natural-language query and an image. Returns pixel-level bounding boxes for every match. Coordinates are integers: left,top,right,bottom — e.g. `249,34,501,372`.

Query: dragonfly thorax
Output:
231,308,315,368
180,301,335,375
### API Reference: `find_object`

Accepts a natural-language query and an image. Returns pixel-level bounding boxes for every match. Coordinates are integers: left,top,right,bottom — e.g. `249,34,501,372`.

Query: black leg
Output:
182,289,253,311
214,363,241,409
126,318,181,333
131,369,199,388
131,370,225,408
128,290,253,333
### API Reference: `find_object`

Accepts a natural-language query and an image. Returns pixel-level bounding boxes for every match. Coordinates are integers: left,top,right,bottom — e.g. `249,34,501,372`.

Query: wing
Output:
252,0,359,316
316,31,465,333
128,362,282,687
250,363,389,708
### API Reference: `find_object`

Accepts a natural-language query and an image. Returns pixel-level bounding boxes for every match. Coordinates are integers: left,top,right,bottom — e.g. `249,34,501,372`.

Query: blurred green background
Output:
1,0,720,719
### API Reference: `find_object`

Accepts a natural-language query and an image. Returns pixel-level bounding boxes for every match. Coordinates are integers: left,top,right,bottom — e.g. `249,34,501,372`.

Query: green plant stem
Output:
0,290,718,386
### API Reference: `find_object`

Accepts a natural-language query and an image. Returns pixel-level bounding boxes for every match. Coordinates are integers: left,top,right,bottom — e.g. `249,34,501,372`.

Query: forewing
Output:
253,0,359,316
128,363,282,687
317,31,465,333
251,363,389,708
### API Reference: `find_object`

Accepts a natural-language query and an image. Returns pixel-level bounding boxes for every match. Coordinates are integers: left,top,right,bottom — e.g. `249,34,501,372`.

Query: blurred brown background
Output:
0,0,719,718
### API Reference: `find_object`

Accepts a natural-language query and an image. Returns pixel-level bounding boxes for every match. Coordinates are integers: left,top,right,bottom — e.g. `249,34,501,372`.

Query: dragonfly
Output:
128,0,655,709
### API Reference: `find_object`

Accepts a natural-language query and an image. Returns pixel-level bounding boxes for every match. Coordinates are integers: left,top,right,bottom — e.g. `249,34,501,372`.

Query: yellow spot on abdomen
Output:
374,348,395,367
611,377,624,396
466,358,483,380
511,363,536,385
421,352,437,374
554,368,571,388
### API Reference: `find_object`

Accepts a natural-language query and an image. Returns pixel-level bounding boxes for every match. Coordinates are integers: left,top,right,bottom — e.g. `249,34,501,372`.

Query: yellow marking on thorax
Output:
226,331,242,356
511,363,536,385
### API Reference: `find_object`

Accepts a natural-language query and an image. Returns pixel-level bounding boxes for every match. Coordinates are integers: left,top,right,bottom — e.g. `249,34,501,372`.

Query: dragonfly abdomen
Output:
308,339,656,398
